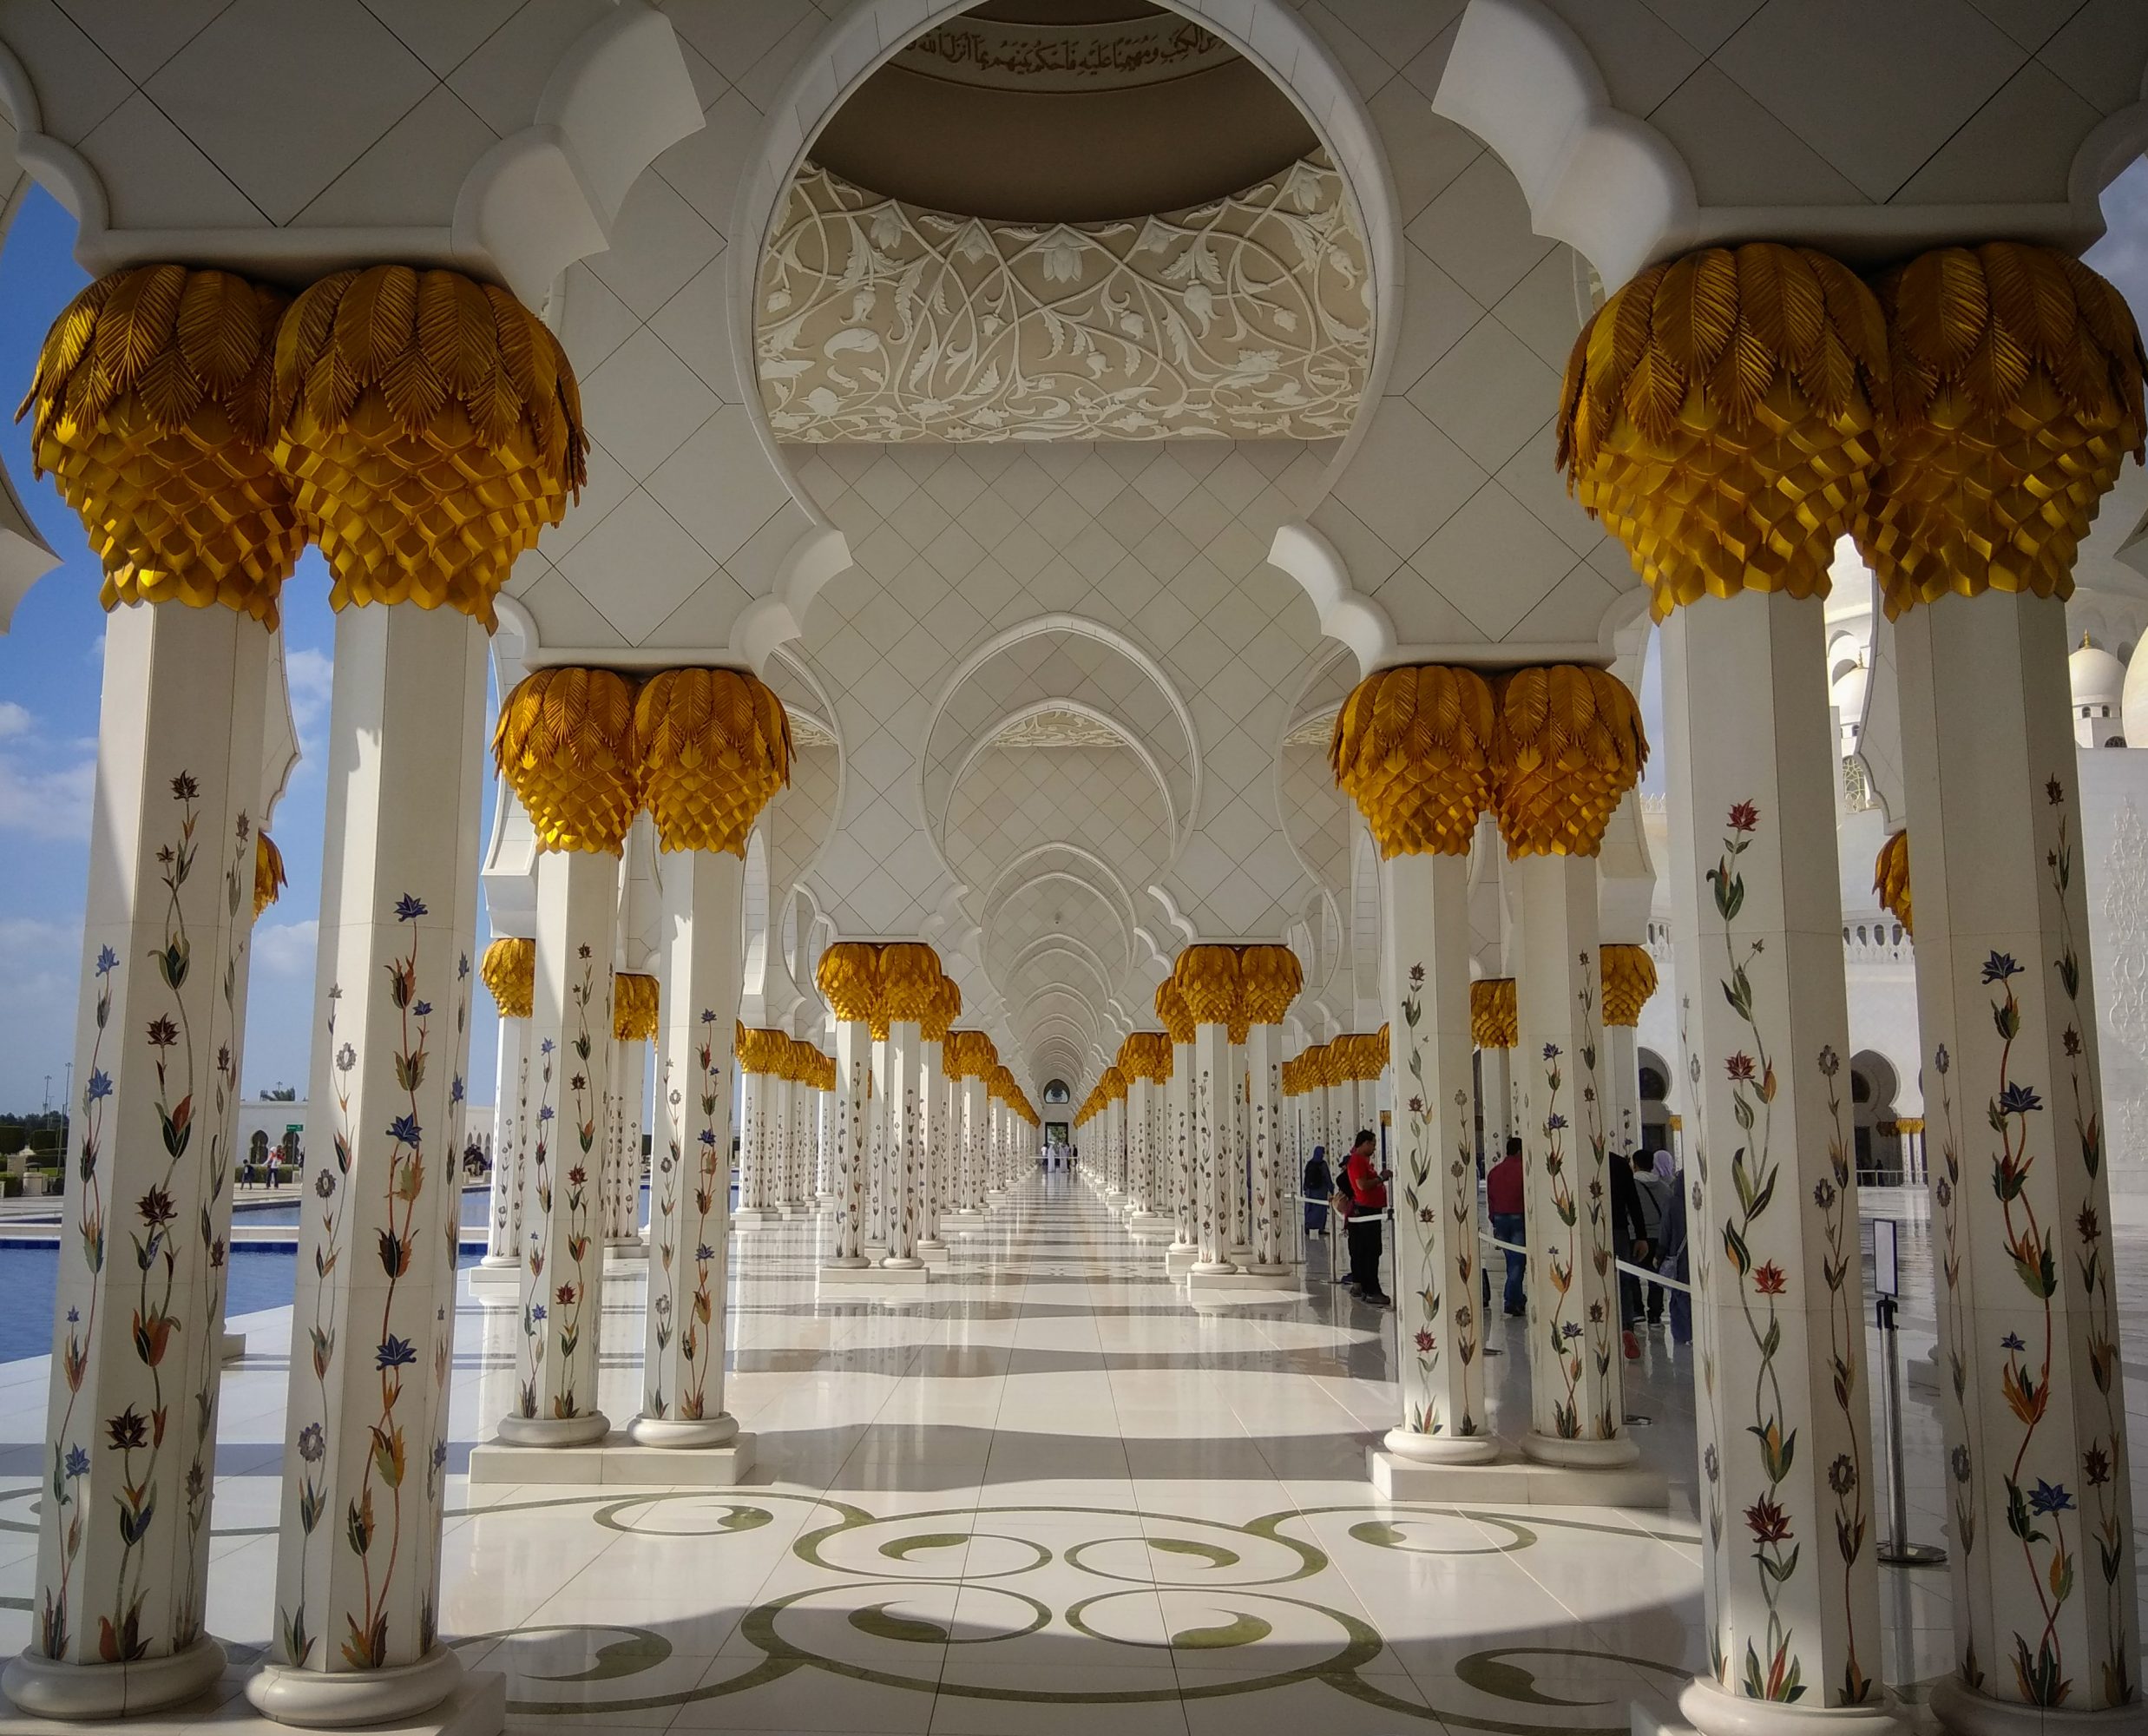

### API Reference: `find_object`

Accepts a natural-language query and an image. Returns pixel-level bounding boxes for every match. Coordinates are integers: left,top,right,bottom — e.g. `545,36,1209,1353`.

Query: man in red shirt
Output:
1340,1130,1390,1306
1486,1135,1526,1317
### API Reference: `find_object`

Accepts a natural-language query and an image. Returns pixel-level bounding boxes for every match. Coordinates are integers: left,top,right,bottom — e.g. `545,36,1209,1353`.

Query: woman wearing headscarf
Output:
1303,1145,1331,1242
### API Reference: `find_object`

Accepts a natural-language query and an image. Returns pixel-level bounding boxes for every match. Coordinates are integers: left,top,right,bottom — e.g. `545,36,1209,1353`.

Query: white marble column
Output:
864,1031,890,1256
1896,589,2140,1729
1664,589,1884,1716
480,970,529,1271
1191,1020,1236,1274
1244,1023,1288,1274
916,1035,947,1255
1382,852,1494,1460
734,1062,771,1225
882,1019,924,1269
957,1072,989,1220
253,602,489,1721
1510,851,1631,1466
635,849,744,1448
605,1030,647,1253
499,845,619,1447
1167,1036,1195,1256
825,1017,872,1270
11,602,273,1720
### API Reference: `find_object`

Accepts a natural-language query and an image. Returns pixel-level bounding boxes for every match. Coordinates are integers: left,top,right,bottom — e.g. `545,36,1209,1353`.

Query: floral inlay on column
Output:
11,260,292,1721
630,664,787,1446
1859,243,2144,1727
1560,240,1895,1733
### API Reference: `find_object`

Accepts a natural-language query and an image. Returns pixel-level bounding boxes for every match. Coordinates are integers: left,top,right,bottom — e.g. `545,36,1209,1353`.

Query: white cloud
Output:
0,701,31,740
250,918,319,976
284,647,333,733
0,737,95,840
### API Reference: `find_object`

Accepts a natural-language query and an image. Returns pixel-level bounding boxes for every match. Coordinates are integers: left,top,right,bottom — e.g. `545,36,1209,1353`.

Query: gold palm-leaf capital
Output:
1599,945,1658,1027
635,666,792,856
1855,242,2145,616
493,667,641,854
1470,978,1518,1050
1492,666,1647,858
1556,241,1888,618
817,941,884,1024
1235,944,1304,1024
1874,830,1913,936
1172,944,1243,1029
253,831,287,922
1329,664,1498,857
271,265,586,626
612,972,660,1043
481,937,535,1019
20,264,303,626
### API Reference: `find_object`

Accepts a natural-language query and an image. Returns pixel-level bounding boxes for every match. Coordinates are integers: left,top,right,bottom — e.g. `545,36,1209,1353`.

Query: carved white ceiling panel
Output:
757,155,1371,442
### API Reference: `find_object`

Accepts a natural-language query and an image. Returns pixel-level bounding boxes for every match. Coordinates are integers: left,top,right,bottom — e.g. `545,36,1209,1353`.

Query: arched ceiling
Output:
807,0,1316,223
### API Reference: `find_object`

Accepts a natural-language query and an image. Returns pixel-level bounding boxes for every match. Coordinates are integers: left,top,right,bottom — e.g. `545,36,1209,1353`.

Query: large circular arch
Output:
719,0,1404,647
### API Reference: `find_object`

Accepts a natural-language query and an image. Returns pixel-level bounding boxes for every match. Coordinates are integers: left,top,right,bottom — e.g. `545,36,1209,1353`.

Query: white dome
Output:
1829,658,1869,719
2072,641,2125,712
2122,643,2148,746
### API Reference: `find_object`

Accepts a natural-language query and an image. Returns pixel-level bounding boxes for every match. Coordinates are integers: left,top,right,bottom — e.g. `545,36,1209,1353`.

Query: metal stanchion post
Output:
1873,1219,1945,1568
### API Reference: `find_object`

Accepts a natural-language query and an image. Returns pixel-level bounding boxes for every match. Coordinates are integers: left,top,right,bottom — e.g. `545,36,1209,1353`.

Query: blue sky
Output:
0,186,497,1113
0,162,2146,1113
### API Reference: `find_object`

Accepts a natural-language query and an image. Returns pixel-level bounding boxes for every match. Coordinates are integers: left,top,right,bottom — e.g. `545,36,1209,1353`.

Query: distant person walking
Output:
1340,1130,1390,1306
1486,1134,1526,1317
1302,1145,1331,1241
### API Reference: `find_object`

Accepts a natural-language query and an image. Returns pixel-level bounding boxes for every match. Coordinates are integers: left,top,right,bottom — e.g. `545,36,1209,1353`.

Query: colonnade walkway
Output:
0,1176,1992,1733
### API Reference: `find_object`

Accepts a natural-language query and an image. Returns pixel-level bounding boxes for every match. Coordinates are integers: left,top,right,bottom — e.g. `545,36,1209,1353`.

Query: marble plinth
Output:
0,1662,506,1735
732,1208,784,1226
1164,1247,1198,1275
1186,1269,1298,1293
1369,1445,1667,1508
467,1432,754,1487
819,1263,931,1286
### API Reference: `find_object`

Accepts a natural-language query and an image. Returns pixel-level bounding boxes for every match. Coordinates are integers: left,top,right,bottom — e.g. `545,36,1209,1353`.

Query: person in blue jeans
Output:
1486,1134,1526,1315
1657,1167,1691,1345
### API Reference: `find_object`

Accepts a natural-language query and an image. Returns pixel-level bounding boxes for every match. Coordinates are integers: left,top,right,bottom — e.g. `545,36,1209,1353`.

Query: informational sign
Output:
1873,1218,1899,1299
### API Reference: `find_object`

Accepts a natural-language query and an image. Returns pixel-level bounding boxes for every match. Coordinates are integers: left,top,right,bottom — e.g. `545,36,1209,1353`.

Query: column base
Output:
940,1211,988,1230
221,1330,247,1362
3,1634,226,1721
470,1430,753,1488
1186,1267,1296,1293
626,1412,739,1450
1127,1213,1173,1235
467,1261,521,1293
1189,1259,1238,1277
820,1263,930,1286
881,1256,924,1271
1927,1678,2136,1736
243,1644,473,1730
1370,1444,1666,1508
732,1208,783,1226
1164,1247,1199,1276
603,1240,647,1261
863,1242,890,1261
1382,1427,1501,1465
1667,1675,1909,1736
492,1411,611,1449
1521,1431,1640,1470
477,1252,517,1270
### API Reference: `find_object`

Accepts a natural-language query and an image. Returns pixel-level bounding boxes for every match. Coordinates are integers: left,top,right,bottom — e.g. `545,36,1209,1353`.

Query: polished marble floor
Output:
0,1173,2138,1733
